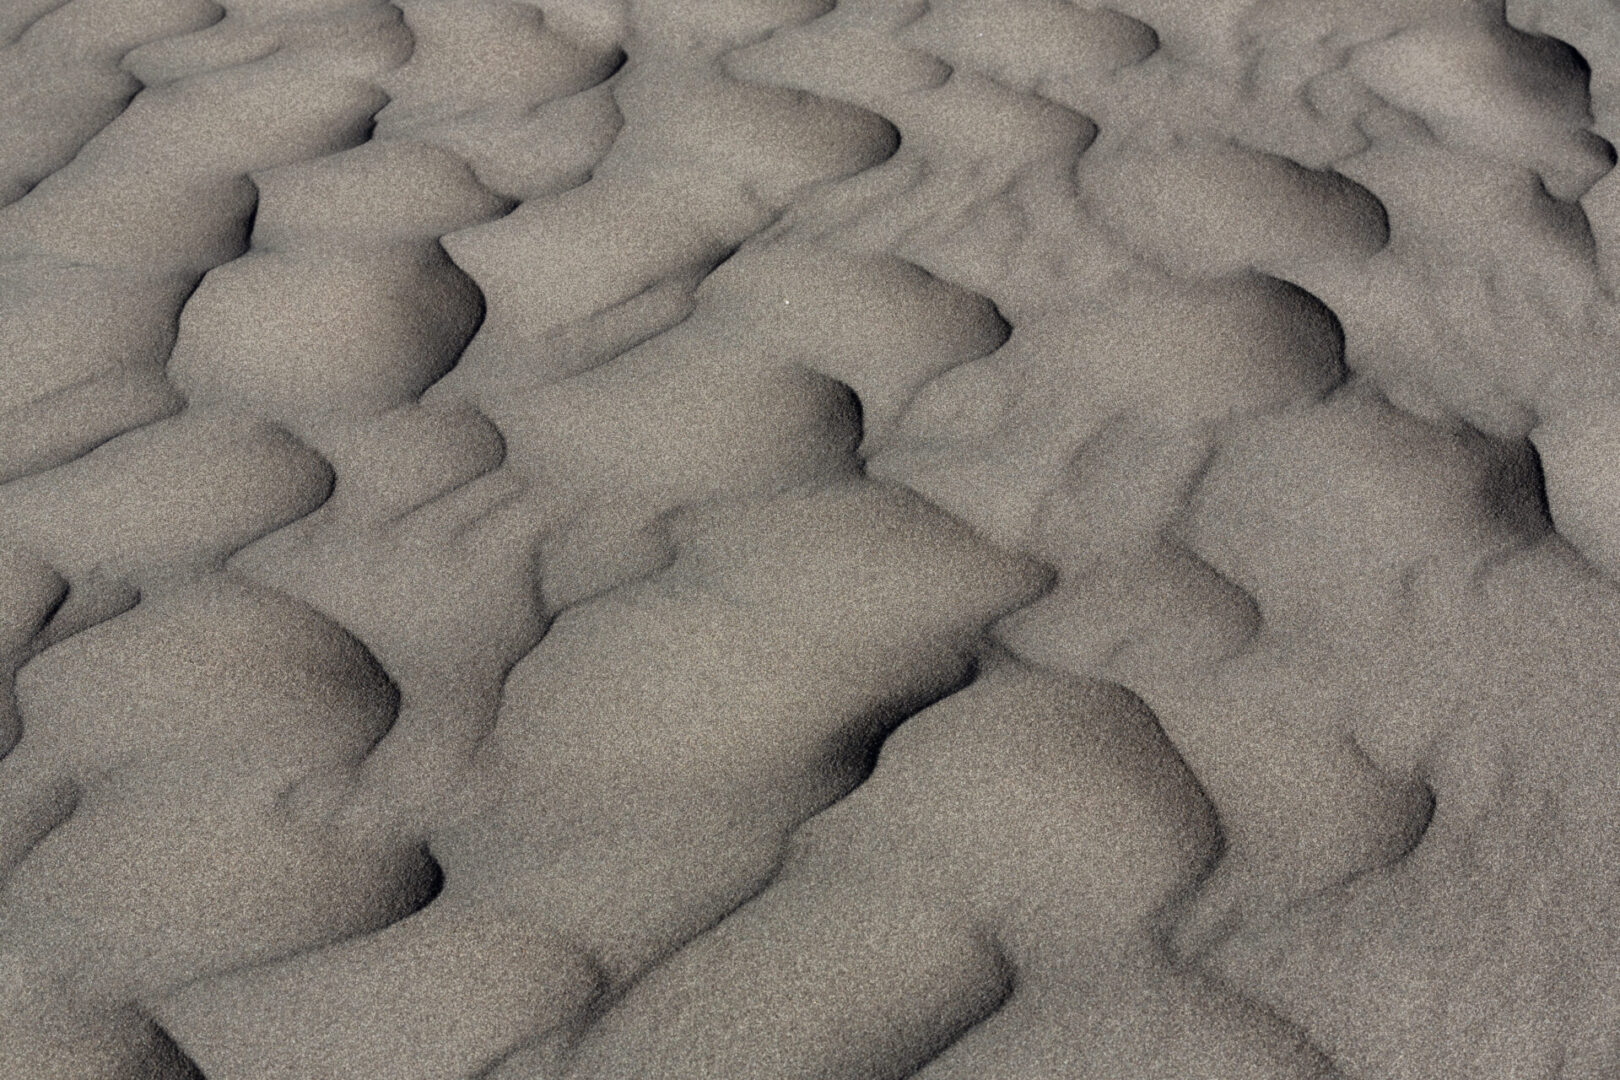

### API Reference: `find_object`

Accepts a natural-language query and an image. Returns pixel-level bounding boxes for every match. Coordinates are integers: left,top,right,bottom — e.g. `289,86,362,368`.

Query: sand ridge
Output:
0,0,1617,1077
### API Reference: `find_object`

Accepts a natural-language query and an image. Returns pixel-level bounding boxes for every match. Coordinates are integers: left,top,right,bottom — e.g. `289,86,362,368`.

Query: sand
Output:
0,0,1617,1077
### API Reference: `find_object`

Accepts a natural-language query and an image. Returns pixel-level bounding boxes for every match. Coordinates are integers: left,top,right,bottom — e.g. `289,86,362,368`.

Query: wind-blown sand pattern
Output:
1,0,1619,1076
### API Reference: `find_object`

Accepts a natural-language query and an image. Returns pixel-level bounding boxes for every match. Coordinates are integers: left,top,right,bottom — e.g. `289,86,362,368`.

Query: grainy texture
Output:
0,0,1616,1077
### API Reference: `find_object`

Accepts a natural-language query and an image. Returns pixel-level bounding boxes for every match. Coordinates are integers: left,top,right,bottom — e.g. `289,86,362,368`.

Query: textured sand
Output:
1,0,1619,1076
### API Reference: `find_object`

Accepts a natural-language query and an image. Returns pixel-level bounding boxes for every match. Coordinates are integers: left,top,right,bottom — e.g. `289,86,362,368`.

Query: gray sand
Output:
0,0,1618,1077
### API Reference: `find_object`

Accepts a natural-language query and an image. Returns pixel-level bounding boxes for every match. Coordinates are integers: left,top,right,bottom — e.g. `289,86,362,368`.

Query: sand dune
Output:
0,0,1617,1077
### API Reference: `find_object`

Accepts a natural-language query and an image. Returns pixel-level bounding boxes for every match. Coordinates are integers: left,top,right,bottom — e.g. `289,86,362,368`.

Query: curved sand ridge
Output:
0,1,1616,1078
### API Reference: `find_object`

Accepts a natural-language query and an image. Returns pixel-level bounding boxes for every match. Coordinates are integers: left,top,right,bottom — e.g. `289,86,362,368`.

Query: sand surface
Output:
1,0,1619,1076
